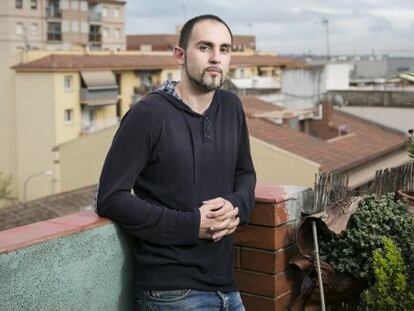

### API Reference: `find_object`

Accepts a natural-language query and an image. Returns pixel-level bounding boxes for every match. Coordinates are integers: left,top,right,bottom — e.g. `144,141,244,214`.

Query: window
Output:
30,0,37,9
80,1,88,11
71,21,79,32
16,23,24,35
114,28,120,39
64,109,74,123
71,0,78,10
31,23,38,35
47,22,62,41
102,27,109,38
114,8,119,18
16,0,23,9
102,6,108,17
64,75,73,91
89,25,101,42
88,109,96,122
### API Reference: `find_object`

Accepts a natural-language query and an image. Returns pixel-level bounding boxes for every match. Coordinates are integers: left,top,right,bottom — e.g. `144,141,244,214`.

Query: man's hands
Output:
199,197,239,242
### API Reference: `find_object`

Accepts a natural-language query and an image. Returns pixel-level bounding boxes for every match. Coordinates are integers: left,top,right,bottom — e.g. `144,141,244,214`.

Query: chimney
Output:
321,101,333,123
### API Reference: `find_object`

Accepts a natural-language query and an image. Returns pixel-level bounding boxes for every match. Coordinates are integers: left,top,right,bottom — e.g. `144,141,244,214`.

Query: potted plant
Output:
317,193,414,309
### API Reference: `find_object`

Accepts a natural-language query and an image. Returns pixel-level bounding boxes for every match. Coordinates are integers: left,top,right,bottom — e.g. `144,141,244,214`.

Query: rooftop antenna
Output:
181,5,187,23
247,22,253,35
321,18,330,61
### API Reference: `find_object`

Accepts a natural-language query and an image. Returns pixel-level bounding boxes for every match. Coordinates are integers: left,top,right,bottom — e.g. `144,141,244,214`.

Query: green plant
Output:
319,193,414,284
362,237,414,310
0,172,13,201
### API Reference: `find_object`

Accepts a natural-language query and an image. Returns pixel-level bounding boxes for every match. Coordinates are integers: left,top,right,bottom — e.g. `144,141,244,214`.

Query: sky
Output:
125,0,414,57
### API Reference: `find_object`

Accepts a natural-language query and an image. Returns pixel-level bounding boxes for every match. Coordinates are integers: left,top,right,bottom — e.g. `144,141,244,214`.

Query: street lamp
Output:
23,170,53,203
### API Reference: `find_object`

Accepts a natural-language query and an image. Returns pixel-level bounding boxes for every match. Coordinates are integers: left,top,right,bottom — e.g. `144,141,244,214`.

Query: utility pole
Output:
247,22,253,35
321,18,330,61
181,5,186,23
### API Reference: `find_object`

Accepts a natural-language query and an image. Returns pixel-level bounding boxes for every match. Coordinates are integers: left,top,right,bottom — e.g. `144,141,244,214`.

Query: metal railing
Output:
46,6,62,18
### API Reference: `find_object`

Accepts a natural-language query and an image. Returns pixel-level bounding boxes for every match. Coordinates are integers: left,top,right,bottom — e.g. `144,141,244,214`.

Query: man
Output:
96,14,256,310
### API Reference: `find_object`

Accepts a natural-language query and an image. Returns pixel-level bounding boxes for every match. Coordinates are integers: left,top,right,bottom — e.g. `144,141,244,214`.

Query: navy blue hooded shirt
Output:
96,86,256,292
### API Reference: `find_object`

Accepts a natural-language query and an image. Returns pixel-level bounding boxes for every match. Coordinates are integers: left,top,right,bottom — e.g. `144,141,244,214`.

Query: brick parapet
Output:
235,184,310,310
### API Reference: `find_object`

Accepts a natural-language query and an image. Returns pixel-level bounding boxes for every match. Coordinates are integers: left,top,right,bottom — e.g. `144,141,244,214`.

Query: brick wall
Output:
235,185,309,310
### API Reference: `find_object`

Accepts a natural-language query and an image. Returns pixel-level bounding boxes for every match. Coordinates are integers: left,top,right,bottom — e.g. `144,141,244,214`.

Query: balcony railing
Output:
46,6,62,18
81,117,119,134
80,88,118,102
47,32,62,41
89,33,102,43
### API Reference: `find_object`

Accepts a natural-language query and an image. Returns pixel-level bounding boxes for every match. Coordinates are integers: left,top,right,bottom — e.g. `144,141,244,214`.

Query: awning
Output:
81,98,118,107
80,71,118,91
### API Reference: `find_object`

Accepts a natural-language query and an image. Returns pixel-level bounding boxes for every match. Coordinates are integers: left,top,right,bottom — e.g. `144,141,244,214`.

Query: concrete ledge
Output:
0,184,309,311
0,212,134,311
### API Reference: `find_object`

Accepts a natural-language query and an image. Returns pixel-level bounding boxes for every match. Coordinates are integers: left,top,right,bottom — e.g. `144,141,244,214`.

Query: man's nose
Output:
209,48,221,64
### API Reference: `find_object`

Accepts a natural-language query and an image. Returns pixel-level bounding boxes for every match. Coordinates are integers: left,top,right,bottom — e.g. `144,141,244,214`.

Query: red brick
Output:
236,269,276,297
234,247,240,268
240,244,299,274
240,248,276,274
235,223,296,251
236,269,299,298
275,291,295,310
241,292,296,311
250,202,291,227
241,292,276,311
276,244,300,273
255,184,288,203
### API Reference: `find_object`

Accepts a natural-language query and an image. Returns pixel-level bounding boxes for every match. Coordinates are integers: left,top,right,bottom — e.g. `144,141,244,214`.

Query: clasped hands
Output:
199,197,240,242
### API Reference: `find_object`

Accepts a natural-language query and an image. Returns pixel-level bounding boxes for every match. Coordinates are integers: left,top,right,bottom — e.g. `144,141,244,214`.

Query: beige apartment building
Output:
7,51,300,203
0,0,126,52
0,0,126,207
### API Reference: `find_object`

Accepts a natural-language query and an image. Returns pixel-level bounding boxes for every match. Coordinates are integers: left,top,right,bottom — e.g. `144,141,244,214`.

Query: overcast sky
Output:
125,0,414,57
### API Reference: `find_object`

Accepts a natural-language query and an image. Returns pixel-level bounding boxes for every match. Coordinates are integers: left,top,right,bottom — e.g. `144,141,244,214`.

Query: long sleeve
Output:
95,102,200,246
222,110,256,224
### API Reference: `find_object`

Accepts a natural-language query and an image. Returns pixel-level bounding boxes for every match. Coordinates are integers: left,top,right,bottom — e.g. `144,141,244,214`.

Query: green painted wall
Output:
0,224,135,311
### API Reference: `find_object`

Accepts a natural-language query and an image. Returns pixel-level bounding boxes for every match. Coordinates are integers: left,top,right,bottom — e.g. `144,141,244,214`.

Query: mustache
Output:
204,66,223,74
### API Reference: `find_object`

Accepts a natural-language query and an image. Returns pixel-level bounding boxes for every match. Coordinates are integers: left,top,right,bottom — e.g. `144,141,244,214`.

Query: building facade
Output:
0,0,126,53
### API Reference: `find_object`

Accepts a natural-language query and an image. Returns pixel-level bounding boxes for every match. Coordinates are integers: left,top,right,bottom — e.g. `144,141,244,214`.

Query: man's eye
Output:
200,46,210,51
221,47,230,53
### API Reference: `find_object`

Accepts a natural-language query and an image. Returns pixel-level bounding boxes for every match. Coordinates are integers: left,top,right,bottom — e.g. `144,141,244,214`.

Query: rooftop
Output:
246,100,407,172
12,54,305,72
0,186,95,231
241,95,285,117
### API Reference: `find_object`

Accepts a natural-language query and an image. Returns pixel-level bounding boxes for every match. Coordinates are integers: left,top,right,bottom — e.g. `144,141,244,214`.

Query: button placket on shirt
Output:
203,116,213,143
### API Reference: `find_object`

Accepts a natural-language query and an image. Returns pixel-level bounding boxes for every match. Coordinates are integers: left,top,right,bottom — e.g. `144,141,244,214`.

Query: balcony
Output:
46,6,62,18
89,33,102,43
88,11,103,22
81,117,119,134
80,87,118,103
0,185,308,310
47,32,62,41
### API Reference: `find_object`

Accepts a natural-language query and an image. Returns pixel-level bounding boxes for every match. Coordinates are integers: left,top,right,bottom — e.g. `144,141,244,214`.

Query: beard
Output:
184,60,226,92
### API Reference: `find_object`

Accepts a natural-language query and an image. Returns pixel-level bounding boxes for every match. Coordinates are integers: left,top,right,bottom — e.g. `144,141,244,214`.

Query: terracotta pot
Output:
398,190,414,213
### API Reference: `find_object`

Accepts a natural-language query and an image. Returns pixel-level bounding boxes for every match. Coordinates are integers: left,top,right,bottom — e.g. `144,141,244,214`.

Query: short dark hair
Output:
178,14,233,50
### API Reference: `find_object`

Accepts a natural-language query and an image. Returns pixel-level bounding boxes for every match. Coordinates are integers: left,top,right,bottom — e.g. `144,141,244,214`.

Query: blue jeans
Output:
135,289,245,311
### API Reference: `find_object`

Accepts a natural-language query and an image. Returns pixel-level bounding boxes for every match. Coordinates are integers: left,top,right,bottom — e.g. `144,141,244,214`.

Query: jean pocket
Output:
148,289,191,302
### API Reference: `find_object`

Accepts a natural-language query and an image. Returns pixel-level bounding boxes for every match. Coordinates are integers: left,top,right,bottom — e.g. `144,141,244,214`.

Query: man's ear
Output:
173,46,185,65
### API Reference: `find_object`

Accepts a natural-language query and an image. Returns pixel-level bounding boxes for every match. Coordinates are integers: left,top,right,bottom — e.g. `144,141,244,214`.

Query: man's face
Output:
183,20,232,92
